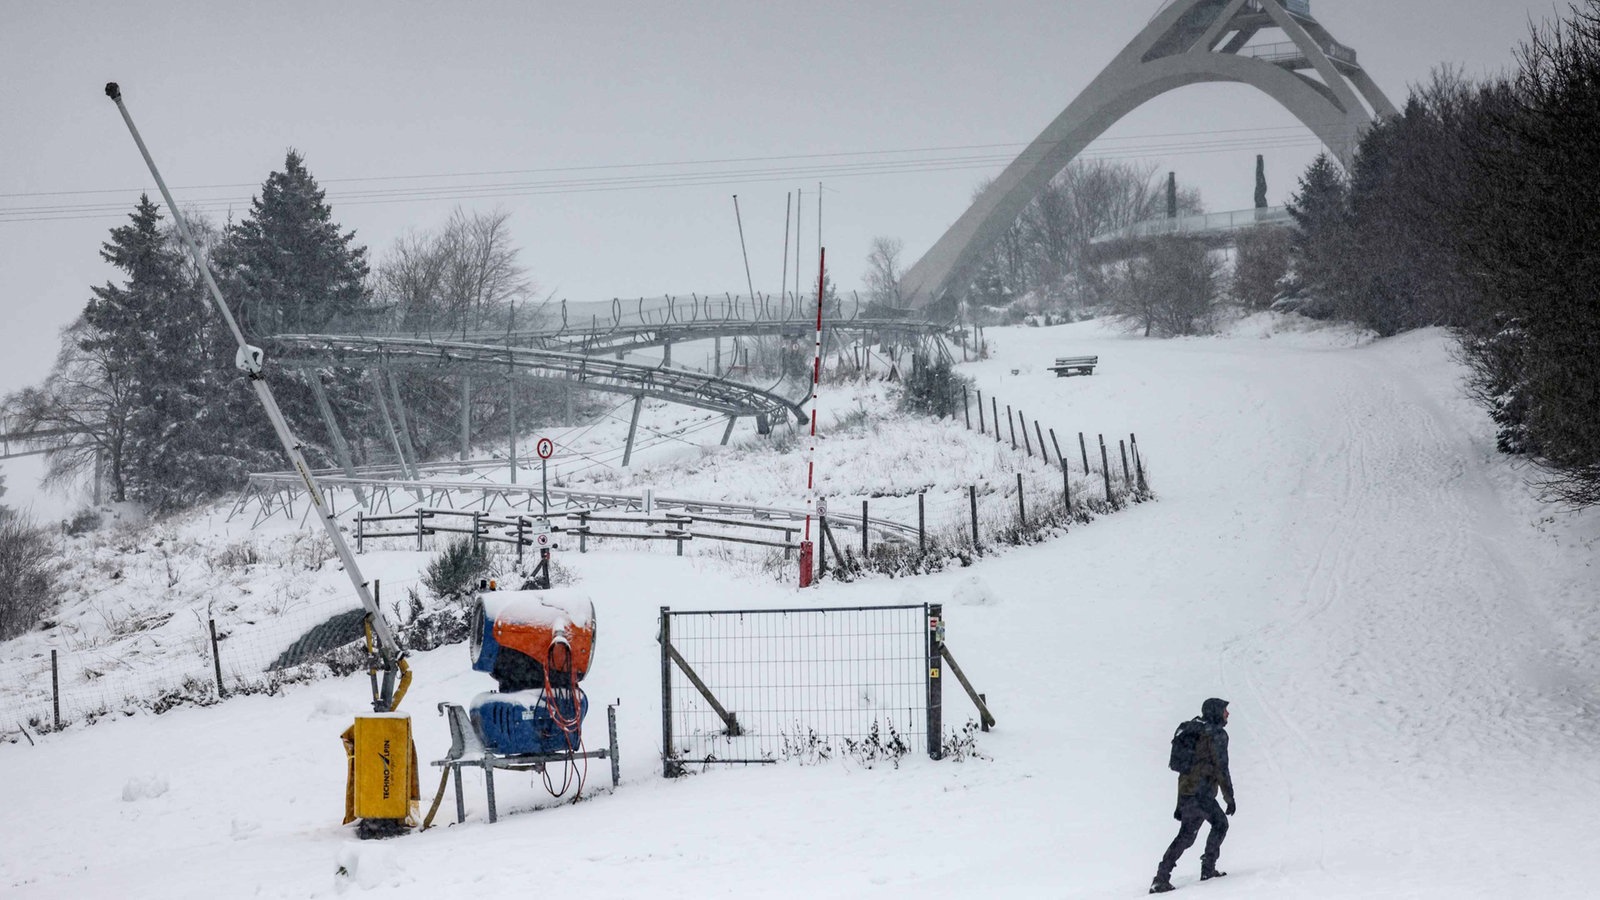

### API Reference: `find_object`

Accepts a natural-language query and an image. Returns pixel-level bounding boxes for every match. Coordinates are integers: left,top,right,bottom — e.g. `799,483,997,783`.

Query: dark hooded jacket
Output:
1176,698,1233,806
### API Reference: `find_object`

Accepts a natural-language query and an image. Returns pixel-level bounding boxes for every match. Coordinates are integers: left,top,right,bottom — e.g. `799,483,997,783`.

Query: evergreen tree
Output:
217,150,371,337
78,195,188,502
1285,154,1352,300
214,150,372,469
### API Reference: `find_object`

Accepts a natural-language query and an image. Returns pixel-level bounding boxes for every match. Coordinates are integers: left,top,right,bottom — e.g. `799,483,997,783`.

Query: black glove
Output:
1225,799,1237,816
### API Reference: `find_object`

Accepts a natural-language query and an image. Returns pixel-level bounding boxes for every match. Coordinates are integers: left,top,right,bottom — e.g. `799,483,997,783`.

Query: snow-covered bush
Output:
0,512,62,640
423,537,491,600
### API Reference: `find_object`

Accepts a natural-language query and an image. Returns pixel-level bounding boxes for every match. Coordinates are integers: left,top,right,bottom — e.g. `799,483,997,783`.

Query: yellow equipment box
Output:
343,713,418,824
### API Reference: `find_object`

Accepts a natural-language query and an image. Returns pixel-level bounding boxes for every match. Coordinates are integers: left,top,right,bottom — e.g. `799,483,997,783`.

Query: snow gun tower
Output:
468,589,597,754
104,83,419,840
424,588,618,825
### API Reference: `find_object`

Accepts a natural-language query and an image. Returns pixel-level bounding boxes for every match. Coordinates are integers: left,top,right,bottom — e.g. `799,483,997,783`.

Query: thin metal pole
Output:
801,249,826,572
733,195,757,306
780,192,791,303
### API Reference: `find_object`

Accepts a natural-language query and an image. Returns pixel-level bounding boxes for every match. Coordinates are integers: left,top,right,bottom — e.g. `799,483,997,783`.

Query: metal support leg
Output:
386,369,421,477
622,394,644,468
453,766,465,824
460,374,472,464
307,374,365,504
720,415,737,446
484,764,497,824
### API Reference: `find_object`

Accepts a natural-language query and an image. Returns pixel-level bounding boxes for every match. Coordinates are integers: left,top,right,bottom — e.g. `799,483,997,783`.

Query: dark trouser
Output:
1157,794,1228,879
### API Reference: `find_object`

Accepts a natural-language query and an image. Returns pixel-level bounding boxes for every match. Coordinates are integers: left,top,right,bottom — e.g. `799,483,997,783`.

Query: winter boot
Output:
1200,868,1228,881
1149,876,1176,894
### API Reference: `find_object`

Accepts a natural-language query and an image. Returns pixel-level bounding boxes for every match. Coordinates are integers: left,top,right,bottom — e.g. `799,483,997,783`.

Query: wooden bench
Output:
429,700,619,825
1049,355,1098,377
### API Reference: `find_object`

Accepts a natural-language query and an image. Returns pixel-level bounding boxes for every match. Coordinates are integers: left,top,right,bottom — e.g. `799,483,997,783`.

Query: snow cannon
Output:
468,590,596,755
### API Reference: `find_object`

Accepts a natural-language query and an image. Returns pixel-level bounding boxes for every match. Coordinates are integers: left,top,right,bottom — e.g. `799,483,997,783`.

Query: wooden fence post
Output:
1007,405,1017,450
819,515,829,578
1119,440,1131,489
1050,428,1065,468
861,499,869,561
1079,432,1090,474
1062,463,1071,511
209,618,227,699
1019,410,1033,457
992,398,1001,443
1017,472,1026,527
918,493,926,552
1131,433,1147,492
977,389,986,434
963,388,971,430
1100,435,1113,504
51,649,60,730
1035,421,1049,465
969,485,980,549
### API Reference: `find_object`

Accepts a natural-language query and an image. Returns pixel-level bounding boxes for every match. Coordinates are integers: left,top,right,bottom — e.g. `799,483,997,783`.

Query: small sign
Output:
534,531,553,549
536,437,554,460
817,497,828,517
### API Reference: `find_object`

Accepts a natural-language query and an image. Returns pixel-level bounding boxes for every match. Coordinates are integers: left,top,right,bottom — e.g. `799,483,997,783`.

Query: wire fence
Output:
660,603,940,773
0,586,374,738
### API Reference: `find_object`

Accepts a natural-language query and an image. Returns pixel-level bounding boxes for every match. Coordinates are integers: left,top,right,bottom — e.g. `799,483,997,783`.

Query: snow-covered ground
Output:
2,314,1597,898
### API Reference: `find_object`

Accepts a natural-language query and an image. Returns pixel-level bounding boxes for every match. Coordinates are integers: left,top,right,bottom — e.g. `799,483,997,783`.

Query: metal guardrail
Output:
238,470,920,541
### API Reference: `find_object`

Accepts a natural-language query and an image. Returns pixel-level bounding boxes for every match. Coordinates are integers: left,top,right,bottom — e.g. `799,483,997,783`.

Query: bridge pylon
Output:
900,0,1397,308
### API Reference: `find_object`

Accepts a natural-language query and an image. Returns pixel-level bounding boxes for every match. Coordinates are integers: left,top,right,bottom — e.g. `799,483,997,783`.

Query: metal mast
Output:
104,83,404,711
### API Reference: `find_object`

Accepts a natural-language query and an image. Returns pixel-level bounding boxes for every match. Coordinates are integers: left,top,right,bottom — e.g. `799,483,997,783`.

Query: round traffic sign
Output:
534,531,553,549
817,497,828,517
536,437,554,460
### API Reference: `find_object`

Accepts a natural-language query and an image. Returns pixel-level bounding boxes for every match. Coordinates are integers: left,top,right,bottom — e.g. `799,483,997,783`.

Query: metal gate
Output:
659,603,952,775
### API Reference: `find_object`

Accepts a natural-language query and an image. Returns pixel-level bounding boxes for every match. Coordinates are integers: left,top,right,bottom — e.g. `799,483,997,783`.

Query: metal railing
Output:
1091,205,1292,243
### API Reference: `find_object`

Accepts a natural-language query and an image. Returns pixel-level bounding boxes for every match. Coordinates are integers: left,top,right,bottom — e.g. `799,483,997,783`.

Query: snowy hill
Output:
2,315,1597,899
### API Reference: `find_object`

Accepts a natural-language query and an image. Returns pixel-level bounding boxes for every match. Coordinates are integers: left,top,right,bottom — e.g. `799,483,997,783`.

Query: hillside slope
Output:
2,315,1596,899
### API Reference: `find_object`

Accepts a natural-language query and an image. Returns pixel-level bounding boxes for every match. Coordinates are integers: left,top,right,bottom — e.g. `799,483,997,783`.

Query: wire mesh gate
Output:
659,603,946,775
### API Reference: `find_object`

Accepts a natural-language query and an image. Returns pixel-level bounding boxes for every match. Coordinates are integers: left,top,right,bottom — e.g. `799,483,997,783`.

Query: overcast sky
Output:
0,0,1566,510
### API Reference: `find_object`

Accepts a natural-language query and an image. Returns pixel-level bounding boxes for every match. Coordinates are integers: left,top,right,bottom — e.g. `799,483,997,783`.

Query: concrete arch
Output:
900,0,1395,308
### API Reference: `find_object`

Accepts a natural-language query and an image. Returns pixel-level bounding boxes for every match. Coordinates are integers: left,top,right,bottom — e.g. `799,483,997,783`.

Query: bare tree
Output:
864,236,905,308
3,317,130,500
376,208,534,335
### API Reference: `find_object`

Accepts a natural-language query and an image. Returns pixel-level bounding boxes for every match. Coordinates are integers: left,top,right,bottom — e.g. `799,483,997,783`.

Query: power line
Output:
0,130,1323,225
0,124,1316,200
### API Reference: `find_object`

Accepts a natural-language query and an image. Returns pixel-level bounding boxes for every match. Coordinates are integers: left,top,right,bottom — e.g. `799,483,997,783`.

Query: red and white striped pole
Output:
799,247,826,587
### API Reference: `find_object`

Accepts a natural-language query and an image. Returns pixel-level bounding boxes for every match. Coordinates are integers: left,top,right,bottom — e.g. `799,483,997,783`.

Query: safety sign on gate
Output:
536,437,554,460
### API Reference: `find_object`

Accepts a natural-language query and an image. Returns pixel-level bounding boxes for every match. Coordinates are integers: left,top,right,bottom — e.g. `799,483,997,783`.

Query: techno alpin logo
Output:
379,740,393,799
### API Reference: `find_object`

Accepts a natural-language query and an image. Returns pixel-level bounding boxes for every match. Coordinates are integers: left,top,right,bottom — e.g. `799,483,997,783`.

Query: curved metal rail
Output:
269,334,810,425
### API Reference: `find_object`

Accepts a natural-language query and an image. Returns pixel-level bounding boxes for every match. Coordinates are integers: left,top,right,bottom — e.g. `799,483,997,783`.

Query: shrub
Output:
424,537,491,600
898,354,973,419
0,513,62,640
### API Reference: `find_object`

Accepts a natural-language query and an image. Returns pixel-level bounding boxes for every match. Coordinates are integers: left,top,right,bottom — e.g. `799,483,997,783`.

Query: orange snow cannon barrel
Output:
470,590,597,691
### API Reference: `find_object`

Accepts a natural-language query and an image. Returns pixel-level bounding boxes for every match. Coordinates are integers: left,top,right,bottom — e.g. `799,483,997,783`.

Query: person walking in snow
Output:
1150,698,1235,894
